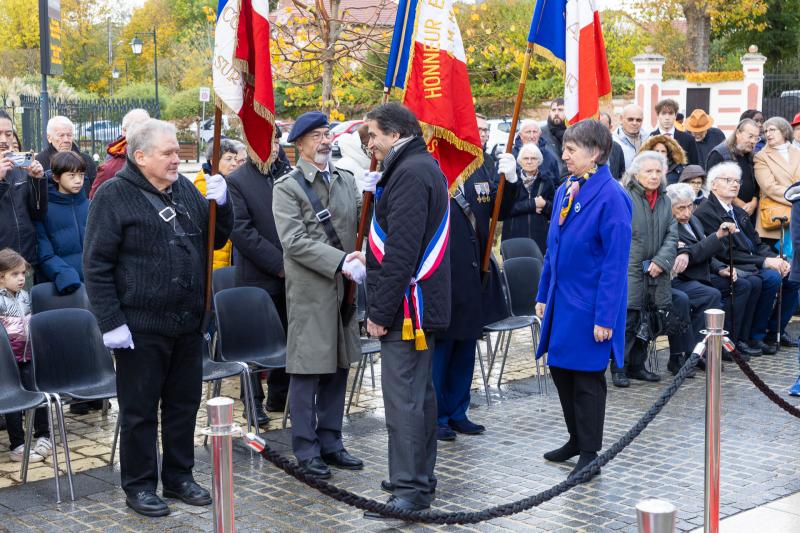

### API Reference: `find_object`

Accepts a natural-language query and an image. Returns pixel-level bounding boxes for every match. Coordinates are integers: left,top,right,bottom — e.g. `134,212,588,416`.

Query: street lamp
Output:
130,29,160,118
112,67,120,79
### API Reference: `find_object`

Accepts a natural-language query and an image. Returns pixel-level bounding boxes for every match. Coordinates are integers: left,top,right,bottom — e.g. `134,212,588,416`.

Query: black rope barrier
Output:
729,349,800,419
250,352,701,524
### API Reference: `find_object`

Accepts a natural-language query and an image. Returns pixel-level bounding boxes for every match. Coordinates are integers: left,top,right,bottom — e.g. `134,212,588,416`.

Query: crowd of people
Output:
1,96,800,517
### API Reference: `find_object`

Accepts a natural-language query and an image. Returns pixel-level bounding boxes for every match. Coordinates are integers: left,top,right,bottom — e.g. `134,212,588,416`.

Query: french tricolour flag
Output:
213,0,275,168
385,0,483,190
528,0,612,124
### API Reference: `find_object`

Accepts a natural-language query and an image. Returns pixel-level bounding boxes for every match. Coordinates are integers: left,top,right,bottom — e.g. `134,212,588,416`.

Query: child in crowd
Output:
35,151,89,295
0,248,52,462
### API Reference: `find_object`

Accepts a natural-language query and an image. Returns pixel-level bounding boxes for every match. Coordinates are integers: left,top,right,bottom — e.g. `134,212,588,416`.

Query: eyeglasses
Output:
308,131,333,142
477,127,489,133
764,127,780,134
717,177,742,185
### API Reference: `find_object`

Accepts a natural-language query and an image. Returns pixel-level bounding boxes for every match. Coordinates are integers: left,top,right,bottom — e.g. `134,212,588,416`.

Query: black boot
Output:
543,440,579,462
568,451,600,483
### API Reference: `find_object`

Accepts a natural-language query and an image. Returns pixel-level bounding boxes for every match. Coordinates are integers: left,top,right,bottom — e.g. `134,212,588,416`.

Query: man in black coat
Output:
666,183,758,362
511,120,560,184
363,103,450,516
684,109,726,169
694,163,798,355
705,119,760,223
432,115,518,441
0,111,47,267
541,97,568,179
84,119,233,518
599,112,626,180
35,116,97,193
650,98,701,166
227,132,292,421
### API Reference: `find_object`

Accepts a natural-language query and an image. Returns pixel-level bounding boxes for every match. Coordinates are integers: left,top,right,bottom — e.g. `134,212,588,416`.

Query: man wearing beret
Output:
272,111,365,479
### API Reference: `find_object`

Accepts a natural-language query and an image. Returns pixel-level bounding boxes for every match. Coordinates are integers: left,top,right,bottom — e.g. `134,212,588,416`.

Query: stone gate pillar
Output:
632,48,666,129
741,45,767,112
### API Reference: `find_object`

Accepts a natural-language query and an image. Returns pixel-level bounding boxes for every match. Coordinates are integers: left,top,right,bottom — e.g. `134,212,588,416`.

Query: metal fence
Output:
762,61,800,121
14,95,159,157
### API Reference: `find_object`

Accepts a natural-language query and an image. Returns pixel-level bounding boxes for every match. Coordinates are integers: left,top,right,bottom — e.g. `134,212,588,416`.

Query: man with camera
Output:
0,110,47,268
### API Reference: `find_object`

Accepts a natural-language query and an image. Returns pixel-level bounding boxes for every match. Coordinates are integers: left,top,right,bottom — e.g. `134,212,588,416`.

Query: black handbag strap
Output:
290,168,344,251
452,187,479,235
137,187,189,236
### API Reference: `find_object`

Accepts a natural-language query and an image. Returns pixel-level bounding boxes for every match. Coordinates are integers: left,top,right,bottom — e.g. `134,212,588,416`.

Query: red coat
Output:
89,136,127,199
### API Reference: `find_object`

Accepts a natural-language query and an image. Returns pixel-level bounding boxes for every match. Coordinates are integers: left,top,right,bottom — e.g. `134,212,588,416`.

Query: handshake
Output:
342,251,367,284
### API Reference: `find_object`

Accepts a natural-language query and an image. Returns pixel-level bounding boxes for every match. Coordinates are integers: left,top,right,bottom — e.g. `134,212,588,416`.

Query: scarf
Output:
559,167,596,225
548,117,566,143
381,136,415,171
646,189,658,210
522,170,538,191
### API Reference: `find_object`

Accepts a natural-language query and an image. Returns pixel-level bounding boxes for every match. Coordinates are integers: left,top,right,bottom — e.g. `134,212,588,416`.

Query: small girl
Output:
0,248,52,462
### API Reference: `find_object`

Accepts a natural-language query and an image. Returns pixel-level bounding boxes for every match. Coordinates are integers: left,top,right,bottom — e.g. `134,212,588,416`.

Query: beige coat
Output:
272,158,361,374
754,144,800,239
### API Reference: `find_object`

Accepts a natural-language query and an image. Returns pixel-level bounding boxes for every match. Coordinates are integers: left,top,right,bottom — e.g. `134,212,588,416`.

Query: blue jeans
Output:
432,339,478,426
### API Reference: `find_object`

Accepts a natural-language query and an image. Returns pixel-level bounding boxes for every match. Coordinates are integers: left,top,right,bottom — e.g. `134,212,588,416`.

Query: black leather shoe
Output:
163,480,212,506
243,405,270,427
297,456,331,478
363,495,429,520
69,403,90,415
265,398,286,412
627,369,661,382
448,418,485,435
667,355,695,378
126,490,170,517
736,342,761,357
321,449,363,470
749,339,776,355
568,452,600,483
780,333,798,348
611,373,630,388
543,440,579,462
381,480,436,499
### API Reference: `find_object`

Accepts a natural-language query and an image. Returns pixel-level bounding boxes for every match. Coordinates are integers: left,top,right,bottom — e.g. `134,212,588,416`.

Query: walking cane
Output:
722,217,737,343
772,216,789,346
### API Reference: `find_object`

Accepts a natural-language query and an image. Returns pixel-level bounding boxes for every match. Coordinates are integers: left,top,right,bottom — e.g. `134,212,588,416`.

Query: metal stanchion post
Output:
703,309,724,533
204,397,238,533
636,499,676,533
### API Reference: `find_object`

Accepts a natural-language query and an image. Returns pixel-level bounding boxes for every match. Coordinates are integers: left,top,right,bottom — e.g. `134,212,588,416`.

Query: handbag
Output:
759,195,791,231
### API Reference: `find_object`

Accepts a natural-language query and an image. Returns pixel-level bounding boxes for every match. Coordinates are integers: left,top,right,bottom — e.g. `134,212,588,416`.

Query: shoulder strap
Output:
291,169,344,251
136,187,189,236
452,188,478,235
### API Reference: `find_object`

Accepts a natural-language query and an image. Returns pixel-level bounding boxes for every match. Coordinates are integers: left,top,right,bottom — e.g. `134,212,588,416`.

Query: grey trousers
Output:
380,331,438,507
288,367,349,461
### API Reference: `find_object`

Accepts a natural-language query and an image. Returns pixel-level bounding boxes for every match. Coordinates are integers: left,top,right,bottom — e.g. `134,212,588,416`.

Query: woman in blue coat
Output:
35,151,89,294
534,120,632,482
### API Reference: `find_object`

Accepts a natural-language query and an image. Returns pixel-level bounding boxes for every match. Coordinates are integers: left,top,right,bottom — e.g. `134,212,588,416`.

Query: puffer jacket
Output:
625,178,677,309
35,182,89,294
194,164,234,270
335,131,370,188
0,168,48,265
0,288,31,362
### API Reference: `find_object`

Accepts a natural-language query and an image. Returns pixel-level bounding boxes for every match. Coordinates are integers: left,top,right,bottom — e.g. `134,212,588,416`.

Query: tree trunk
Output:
682,1,711,71
320,0,341,114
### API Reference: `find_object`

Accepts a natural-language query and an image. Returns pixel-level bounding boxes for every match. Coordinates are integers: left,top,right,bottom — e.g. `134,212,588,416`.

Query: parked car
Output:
330,120,365,158
78,120,120,143
485,118,520,156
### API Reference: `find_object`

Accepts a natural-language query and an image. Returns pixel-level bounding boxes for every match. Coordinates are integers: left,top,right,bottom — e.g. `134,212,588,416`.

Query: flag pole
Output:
481,42,533,275
202,106,222,334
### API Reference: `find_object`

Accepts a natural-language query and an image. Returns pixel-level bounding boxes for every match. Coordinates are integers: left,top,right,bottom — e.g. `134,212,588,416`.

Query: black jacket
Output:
501,170,555,254
511,136,560,186
366,137,451,332
442,154,515,340
608,141,625,181
650,128,701,166
694,193,775,273
0,168,48,265
35,142,97,194
541,122,568,178
706,142,758,204
83,159,233,336
227,159,290,296
696,127,726,170
675,215,726,283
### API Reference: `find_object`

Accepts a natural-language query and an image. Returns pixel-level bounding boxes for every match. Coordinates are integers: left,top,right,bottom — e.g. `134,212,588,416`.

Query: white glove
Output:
342,257,367,284
497,153,518,183
359,171,382,193
205,173,228,205
103,324,134,350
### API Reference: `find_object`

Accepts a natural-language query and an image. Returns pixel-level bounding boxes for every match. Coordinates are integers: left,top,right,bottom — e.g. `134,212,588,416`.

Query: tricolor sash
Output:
368,202,450,350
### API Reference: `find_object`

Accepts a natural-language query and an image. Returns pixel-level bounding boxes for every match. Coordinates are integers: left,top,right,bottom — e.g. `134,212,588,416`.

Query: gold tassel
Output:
402,318,414,340
414,329,428,351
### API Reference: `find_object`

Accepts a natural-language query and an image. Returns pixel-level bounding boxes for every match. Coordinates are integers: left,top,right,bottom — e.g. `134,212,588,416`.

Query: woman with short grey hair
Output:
502,143,554,252
754,116,800,240
622,151,667,188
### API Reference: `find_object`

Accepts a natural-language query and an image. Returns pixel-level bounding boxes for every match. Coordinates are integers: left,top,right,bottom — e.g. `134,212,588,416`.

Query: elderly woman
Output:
754,116,800,246
501,143,556,253
613,151,679,387
534,120,631,482
641,134,688,185
678,165,708,205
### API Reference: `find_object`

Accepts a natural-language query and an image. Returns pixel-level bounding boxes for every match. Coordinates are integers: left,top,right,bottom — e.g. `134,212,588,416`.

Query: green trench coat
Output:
272,158,362,374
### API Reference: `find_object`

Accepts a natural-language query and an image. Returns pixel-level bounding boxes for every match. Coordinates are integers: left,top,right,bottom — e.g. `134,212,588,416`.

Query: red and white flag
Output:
213,0,275,168
385,0,483,189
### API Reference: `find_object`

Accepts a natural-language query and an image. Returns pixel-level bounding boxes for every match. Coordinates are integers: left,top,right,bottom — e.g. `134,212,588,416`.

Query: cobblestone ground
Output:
0,328,798,532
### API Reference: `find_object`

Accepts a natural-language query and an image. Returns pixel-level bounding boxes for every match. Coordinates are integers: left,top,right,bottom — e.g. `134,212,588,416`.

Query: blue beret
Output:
288,111,329,143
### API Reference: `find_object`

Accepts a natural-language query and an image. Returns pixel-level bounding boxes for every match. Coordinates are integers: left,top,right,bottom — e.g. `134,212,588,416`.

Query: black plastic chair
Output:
29,308,120,501
214,287,287,432
483,257,547,395
500,237,544,264
346,283,380,415
201,340,249,444
30,282,90,314
212,266,236,295
0,326,64,500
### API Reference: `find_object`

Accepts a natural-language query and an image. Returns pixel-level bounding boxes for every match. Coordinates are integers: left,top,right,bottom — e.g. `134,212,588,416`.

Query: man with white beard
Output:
272,111,365,479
